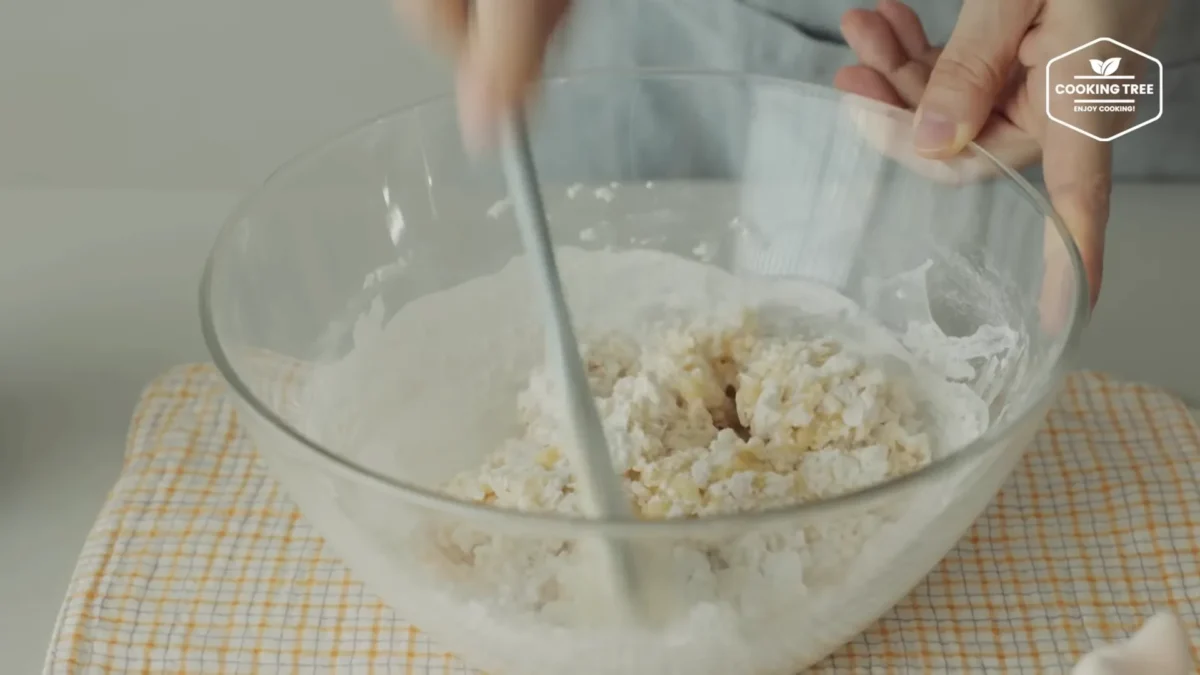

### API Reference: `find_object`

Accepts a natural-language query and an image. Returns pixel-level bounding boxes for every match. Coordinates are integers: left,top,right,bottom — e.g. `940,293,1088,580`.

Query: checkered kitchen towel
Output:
44,364,1200,673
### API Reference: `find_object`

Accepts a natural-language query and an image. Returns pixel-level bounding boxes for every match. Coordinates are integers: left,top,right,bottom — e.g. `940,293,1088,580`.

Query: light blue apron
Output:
532,0,1197,297
550,0,1200,180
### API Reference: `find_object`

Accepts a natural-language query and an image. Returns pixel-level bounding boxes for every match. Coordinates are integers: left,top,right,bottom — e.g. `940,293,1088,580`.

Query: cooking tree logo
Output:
1045,37,1163,141
1088,56,1122,78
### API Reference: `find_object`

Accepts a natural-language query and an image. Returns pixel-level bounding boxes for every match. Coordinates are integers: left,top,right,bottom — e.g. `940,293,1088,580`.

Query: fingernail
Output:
913,109,960,153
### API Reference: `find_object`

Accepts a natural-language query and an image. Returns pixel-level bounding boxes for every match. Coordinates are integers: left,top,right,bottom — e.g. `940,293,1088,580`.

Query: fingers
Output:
395,0,470,55
915,0,1037,157
840,7,932,107
458,0,571,151
1041,124,1111,309
875,0,930,59
395,0,570,151
836,0,1038,179
833,65,906,108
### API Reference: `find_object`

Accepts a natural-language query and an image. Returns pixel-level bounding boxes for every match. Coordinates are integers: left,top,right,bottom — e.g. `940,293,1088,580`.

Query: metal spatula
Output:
497,113,648,623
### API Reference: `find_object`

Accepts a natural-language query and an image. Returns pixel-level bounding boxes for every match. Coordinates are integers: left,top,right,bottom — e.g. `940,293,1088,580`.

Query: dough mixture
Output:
430,308,962,621
307,247,1009,673
444,310,932,520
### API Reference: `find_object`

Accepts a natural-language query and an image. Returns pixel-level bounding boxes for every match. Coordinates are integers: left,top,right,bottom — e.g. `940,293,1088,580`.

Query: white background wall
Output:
0,0,449,189
0,3,451,670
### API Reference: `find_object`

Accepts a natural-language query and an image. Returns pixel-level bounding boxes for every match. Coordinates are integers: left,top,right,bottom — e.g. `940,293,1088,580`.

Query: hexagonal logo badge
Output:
1045,37,1163,142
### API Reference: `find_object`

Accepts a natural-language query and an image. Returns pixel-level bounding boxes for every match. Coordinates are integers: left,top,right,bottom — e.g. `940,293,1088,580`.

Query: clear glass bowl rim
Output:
200,68,1091,538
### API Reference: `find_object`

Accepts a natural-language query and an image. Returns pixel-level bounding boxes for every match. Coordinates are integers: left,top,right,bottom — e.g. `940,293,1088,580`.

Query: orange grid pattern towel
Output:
44,364,1200,674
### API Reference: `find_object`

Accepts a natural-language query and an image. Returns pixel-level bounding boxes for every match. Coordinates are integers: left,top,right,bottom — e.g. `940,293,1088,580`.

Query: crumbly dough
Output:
443,310,932,519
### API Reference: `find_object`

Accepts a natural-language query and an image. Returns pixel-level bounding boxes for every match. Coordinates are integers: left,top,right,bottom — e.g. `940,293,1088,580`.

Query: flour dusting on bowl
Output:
297,248,1014,674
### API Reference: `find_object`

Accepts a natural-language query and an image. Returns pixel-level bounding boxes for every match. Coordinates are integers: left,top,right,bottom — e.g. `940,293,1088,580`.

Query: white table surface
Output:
2,184,1197,673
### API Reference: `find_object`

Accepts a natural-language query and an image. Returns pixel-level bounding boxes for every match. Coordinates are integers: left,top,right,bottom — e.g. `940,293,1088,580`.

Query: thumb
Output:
458,0,570,151
913,0,1036,156
1042,122,1111,309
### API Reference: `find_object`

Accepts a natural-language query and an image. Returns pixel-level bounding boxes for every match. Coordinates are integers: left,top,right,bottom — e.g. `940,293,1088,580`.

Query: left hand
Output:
833,0,1169,309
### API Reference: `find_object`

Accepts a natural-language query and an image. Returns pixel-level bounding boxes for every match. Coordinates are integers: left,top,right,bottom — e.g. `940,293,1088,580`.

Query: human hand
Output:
834,0,1168,309
395,0,571,151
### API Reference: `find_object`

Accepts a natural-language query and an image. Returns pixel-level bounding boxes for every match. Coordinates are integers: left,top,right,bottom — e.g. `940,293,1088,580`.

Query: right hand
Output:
395,0,572,150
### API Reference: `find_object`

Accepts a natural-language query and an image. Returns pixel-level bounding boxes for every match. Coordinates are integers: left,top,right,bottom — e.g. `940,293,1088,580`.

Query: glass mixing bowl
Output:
201,71,1087,674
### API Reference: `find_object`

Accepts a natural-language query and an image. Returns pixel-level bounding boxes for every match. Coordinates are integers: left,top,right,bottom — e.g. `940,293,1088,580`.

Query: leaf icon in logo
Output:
1102,57,1122,75
1090,59,1106,75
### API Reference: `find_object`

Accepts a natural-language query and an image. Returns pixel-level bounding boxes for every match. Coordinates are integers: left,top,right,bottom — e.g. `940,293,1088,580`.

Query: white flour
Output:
300,247,1017,675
